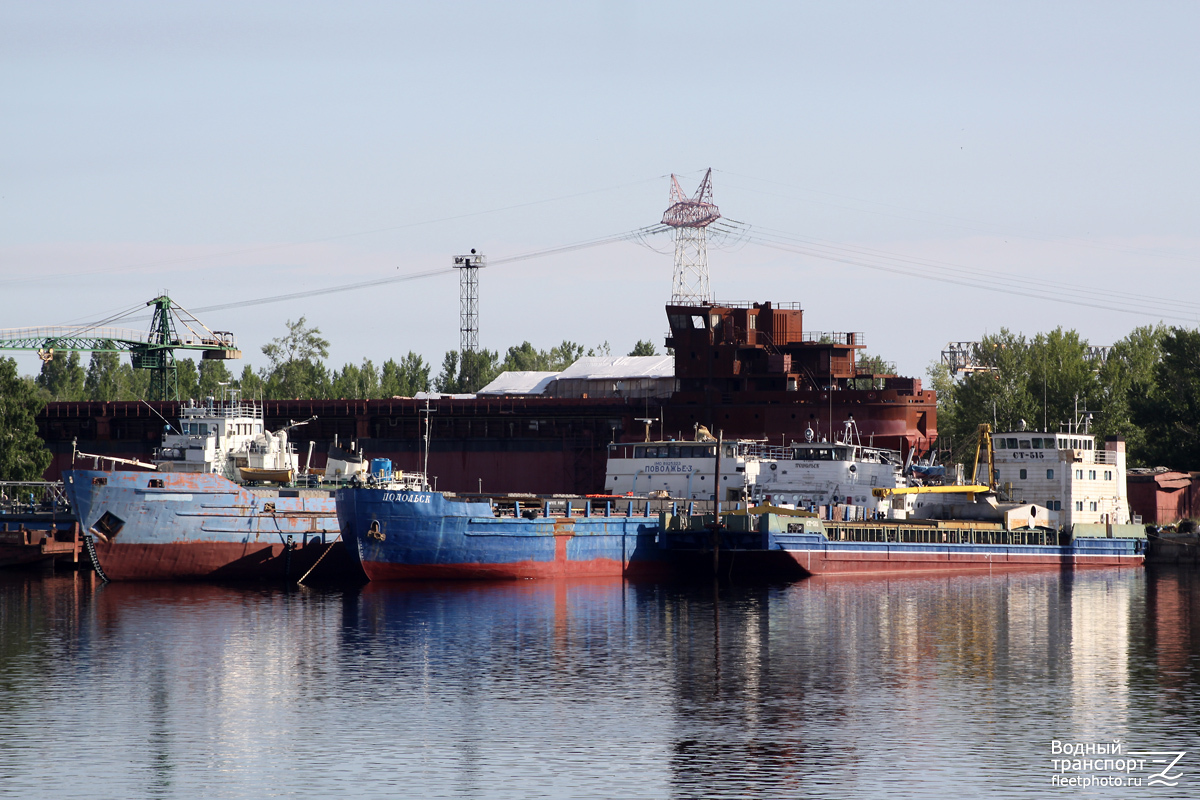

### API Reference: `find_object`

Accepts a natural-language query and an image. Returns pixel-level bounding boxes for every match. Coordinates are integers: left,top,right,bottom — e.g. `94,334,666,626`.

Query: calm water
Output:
2,567,1198,799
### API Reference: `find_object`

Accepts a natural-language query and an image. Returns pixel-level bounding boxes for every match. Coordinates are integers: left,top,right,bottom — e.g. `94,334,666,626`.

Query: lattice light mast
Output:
662,168,721,304
453,250,486,352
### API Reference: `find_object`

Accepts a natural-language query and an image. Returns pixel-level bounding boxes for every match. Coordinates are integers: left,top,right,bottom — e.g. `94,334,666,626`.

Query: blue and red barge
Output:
336,488,671,581
664,512,1145,577
64,470,340,581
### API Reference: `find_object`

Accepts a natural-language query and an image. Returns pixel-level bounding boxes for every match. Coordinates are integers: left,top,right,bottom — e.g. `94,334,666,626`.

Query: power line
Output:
747,224,1200,316
716,169,1200,267
741,229,1200,323
0,175,668,288
121,226,670,320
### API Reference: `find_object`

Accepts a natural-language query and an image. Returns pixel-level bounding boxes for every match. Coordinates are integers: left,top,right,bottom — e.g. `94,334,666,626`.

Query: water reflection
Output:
0,567,1197,799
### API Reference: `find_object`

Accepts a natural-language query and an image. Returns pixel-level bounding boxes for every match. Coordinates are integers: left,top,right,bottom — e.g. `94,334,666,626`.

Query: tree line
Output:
10,315,1199,480
930,325,1200,470
25,317,662,403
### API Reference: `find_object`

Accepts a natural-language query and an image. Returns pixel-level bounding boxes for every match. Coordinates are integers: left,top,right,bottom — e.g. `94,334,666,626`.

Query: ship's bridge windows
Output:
834,448,848,461
1005,438,1018,449
1019,439,1031,449
1031,438,1044,448
794,447,834,461
995,439,1007,449
692,315,706,329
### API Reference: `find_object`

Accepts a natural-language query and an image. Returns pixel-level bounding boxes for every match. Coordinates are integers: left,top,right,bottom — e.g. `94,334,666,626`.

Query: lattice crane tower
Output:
453,250,486,352
662,168,721,304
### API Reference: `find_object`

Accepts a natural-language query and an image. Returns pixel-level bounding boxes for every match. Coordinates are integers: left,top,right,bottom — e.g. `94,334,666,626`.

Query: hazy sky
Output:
3,2,1198,383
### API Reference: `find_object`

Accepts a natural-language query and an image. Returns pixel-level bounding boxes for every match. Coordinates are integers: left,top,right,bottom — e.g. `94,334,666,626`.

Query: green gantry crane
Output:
0,295,240,400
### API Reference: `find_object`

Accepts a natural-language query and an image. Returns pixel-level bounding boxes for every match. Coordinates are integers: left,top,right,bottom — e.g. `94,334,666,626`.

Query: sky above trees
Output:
3,3,1199,383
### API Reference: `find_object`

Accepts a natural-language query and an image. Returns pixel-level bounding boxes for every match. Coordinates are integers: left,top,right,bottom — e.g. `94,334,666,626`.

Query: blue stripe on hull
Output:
336,488,668,580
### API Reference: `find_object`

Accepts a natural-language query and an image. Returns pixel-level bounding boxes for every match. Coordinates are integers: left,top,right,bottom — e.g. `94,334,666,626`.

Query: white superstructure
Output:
604,421,908,515
153,397,306,482
992,430,1129,526
604,439,757,502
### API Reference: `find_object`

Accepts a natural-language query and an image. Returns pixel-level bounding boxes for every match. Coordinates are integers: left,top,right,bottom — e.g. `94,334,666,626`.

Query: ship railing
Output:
711,301,804,310
801,331,866,347
741,443,794,460
821,522,1057,547
485,495,696,519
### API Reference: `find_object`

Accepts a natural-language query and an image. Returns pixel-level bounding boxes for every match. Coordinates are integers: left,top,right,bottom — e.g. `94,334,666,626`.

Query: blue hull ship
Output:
65,470,340,581
336,488,671,581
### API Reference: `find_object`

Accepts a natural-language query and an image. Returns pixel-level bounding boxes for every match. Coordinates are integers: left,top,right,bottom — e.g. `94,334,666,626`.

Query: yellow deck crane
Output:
872,424,998,502
0,295,239,401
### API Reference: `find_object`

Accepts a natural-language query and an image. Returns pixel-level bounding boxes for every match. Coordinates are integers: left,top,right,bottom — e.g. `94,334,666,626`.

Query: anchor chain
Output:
82,530,109,583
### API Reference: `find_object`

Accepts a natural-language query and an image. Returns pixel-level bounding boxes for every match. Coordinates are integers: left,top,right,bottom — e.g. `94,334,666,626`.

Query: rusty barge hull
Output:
38,300,937,496
0,518,80,568
40,388,934,496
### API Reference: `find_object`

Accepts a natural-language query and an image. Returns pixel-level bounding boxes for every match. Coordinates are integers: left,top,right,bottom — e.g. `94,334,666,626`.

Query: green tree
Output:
1026,328,1097,433
927,359,958,453
331,359,381,399
381,353,430,396
1131,327,1200,469
35,351,85,401
176,357,200,401
235,363,263,400
855,352,895,375
436,349,500,393
549,341,586,369
854,352,895,389
84,351,125,400
0,357,52,480
122,362,150,400
628,340,658,357
435,351,459,392
501,342,548,372
1092,325,1166,464
198,359,234,400
261,317,330,399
